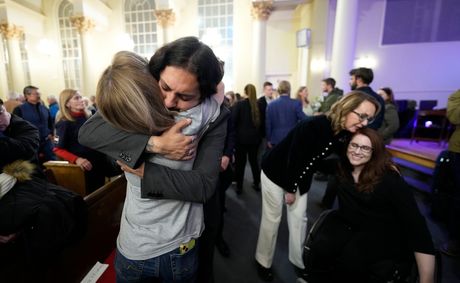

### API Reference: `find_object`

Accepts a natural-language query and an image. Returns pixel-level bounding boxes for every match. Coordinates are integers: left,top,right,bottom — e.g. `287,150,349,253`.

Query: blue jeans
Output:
114,243,199,283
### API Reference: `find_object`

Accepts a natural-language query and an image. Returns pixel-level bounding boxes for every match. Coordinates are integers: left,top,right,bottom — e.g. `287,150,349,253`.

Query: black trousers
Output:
217,165,233,243
235,143,260,191
197,164,234,283
197,190,220,283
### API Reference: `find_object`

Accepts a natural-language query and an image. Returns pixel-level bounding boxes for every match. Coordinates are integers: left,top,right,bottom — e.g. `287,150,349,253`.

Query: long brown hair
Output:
339,128,397,192
96,51,174,135
296,86,309,104
244,84,260,128
56,89,90,122
327,91,381,134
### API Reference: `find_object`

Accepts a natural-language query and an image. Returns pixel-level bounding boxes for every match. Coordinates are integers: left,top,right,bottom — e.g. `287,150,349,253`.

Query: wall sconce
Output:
310,58,328,73
354,55,377,68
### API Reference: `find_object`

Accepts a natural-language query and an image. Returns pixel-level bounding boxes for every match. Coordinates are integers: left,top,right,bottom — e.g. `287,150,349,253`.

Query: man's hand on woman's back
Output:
146,118,197,160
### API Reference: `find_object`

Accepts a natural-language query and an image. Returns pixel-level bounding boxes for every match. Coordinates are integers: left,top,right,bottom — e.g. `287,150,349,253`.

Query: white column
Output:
155,9,175,47
251,1,272,93
71,16,95,96
297,48,309,87
330,0,359,89
0,23,25,93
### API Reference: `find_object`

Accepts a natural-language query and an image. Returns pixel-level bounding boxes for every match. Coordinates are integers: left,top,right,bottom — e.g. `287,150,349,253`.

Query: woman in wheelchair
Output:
308,128,435,283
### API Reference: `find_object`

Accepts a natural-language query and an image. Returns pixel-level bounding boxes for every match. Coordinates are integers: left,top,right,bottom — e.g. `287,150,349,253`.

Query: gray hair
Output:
8,91,19,100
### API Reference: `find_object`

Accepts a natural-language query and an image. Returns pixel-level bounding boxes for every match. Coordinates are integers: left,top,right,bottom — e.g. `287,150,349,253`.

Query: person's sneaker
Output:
440,242,460,257
216,239,230,258
256,261,274,281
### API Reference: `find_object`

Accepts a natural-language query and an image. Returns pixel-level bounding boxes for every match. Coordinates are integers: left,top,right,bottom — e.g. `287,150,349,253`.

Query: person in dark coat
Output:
53,89,116,193
318,128,435,283
0,98,87,282
349,68,385,130
232,84,262,194
0,98,40,171
377,87,400,144
13,85,56,162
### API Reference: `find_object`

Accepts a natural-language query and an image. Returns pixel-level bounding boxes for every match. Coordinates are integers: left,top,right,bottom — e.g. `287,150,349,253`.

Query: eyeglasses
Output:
352,110,375,124
348,142,373,154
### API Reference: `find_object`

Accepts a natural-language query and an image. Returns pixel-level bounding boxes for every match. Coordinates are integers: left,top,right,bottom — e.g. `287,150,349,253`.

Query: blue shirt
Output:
266,95,306,145
49,102,59,121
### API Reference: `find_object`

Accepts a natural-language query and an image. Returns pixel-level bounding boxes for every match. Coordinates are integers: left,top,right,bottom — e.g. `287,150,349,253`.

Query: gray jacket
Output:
78,106,229,203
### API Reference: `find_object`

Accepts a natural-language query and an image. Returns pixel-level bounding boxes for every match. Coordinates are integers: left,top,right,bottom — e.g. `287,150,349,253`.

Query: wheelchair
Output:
302,209,443,283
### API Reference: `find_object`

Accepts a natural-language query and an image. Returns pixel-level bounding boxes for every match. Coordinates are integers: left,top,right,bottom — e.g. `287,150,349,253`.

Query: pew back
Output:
48,175,126,282
43,161,87,196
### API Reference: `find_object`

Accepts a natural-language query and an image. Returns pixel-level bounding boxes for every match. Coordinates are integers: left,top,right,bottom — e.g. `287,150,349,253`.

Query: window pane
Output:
124,0,158,57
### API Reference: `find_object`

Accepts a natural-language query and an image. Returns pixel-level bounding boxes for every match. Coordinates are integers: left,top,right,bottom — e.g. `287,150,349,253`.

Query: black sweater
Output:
337,170,435,258
261,115,349,195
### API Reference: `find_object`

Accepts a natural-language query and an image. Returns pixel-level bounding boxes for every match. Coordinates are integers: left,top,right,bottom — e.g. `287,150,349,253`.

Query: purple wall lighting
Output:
382,0,460,45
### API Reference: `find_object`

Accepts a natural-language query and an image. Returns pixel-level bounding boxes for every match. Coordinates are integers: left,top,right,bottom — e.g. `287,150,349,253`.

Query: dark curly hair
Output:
148,37,224,100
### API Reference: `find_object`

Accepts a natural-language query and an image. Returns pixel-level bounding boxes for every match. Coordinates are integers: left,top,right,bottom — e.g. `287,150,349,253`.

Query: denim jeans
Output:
114,243,198,283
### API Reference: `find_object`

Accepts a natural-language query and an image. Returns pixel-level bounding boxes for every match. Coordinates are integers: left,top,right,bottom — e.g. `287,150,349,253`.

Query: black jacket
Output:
232,99,262,145
337,170,435,258
257,96,268,138
0,114,39,170
262,115,349,195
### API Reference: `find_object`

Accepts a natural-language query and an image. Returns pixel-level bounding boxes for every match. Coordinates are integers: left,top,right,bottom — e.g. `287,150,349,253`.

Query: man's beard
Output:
350,83,357,90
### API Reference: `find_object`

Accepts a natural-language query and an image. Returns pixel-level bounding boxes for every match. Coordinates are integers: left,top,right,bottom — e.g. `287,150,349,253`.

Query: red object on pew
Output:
97,249,116,283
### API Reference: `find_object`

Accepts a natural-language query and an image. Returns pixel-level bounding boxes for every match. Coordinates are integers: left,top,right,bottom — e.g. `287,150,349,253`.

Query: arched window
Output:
198,0,234,90
124,0,158,58
58,0,82,89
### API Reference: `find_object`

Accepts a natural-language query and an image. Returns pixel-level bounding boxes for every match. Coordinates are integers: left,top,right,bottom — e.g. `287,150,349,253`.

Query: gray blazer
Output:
78,107,229,203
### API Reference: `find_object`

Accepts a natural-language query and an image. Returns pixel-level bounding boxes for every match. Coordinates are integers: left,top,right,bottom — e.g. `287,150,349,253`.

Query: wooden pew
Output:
47,175,126,282
43,161,87,196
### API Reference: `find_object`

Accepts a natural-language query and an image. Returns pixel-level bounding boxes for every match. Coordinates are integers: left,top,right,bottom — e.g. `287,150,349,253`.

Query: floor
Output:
213,167,460,283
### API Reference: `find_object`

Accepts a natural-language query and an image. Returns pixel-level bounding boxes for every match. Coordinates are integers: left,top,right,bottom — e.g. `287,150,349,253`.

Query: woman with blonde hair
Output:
96,51,174,135
232,83,262,194
296,86,314,116
255,91,381,281
54,89,111,193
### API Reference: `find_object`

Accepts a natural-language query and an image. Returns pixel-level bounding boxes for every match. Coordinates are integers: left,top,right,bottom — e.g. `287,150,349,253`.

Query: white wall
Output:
341,0,458,108
232,0,253,94
265,9,298,94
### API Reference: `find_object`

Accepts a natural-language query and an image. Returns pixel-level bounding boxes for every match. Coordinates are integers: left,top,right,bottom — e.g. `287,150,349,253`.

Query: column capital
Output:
0,23,24,40
155,9,175,27
251,1,273,21
70,16,95,34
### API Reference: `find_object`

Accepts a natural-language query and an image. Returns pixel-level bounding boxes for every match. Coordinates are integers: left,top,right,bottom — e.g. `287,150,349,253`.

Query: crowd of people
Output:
1,36,458,283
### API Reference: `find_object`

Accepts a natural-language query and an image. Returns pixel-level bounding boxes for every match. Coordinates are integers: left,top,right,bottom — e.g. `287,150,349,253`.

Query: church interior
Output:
0,0,459,282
